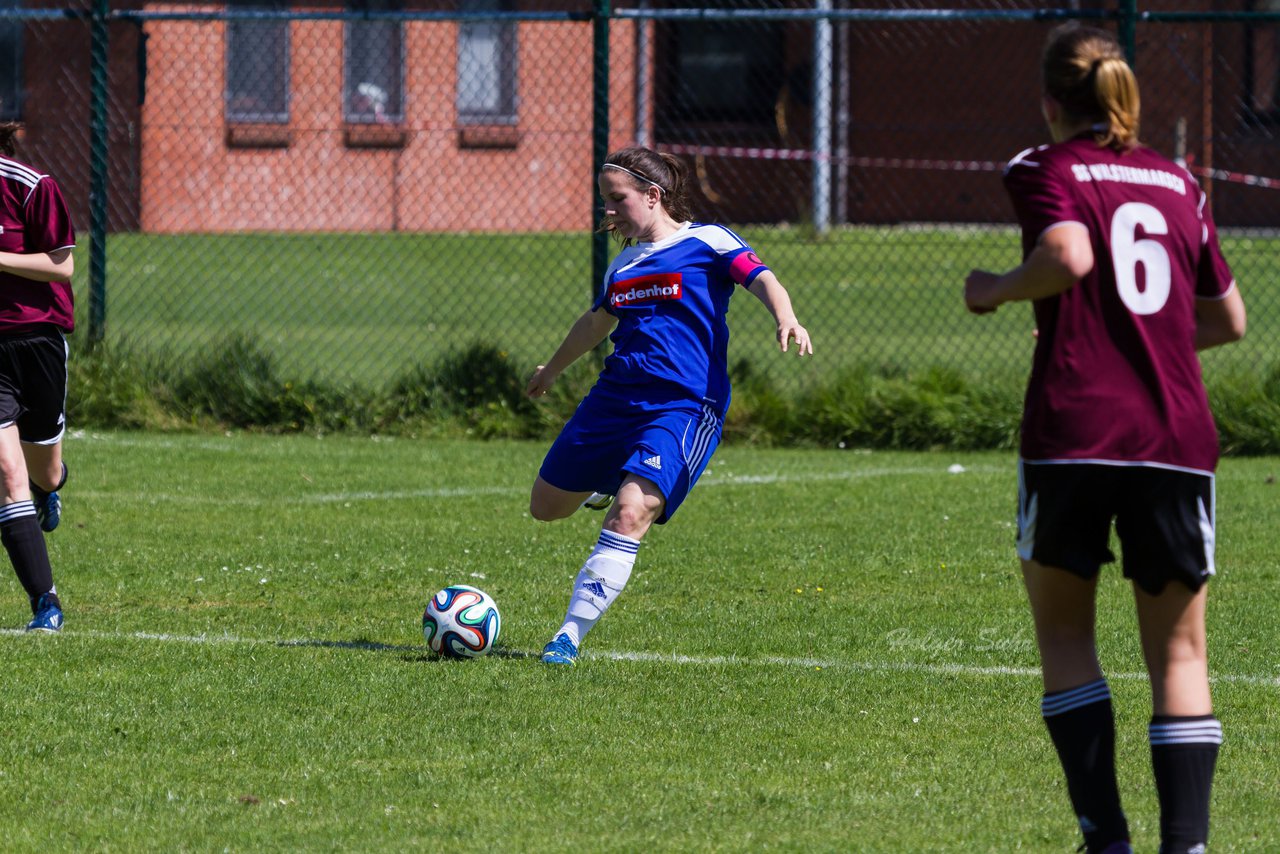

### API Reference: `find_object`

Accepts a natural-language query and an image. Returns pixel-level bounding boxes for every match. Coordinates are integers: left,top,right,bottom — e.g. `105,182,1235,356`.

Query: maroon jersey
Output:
1003,136,1235,473
0,155,76,333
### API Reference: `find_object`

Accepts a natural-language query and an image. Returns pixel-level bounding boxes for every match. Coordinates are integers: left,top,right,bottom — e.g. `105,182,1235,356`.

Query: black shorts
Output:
0,327,69,444
1016,459,1215,595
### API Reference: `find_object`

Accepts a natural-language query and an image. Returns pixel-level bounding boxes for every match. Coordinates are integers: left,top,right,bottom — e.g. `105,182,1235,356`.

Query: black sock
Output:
1151,714,1221,854
1041,679,1129,851
1,501,55,607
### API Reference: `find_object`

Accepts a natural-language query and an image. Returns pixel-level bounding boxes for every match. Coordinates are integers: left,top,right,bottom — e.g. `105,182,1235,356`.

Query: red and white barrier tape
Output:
663,142,1003,172
1186,165,1280,190
664,143,1280,188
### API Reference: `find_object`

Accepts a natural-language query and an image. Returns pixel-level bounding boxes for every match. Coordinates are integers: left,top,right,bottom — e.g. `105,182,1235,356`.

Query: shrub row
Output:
67,336,596,440
66,335,1280,454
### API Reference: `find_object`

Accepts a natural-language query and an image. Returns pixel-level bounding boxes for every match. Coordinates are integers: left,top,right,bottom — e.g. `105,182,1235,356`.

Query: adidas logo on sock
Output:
642,454,662,470
583,580,607,599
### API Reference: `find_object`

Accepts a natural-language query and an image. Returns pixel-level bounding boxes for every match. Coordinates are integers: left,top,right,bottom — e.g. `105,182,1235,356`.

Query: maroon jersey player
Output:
0,122,76,632
964,25,1245,854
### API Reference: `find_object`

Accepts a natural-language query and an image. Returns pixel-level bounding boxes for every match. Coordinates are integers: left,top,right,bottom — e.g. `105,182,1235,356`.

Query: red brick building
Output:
134,5,639,233
4,1,1277,233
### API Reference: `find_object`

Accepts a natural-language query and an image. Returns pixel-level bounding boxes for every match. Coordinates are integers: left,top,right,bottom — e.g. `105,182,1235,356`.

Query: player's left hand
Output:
778,319,813,356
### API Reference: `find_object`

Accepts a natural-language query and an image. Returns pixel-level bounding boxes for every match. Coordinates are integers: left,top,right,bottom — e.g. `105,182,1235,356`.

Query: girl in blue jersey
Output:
526,146,812,665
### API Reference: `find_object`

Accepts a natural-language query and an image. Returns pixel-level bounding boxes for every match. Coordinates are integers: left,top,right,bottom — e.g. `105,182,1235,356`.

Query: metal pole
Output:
813,0,832,234
88,0,110,344
635,0,651,147
1117,0,1137,67
592,0,611,301
1202,24,1213,208
834,0,850,226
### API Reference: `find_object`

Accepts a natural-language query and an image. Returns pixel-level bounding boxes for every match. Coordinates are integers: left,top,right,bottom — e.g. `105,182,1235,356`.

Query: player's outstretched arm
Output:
965,222,1092,314
965,223,1091,314
0,247,74,283
746,271,813,355
526,307,617,398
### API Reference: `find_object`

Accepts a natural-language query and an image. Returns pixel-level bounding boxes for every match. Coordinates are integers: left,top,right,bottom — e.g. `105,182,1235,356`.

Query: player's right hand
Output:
964,270,1001,315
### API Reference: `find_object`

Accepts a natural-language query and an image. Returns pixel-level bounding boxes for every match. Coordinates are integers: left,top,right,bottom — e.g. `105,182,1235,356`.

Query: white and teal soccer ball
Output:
422,584,501,658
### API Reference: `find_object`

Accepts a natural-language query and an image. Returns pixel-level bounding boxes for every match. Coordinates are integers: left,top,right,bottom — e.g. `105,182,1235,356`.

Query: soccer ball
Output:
422,584,501,658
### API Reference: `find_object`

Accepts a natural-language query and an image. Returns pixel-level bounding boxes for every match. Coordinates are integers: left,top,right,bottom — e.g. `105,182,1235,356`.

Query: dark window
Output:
655,20,785,141
0,0,21,121
1245,1,1280,124
457,0,517,125
345,0,404,123
226,0,289,123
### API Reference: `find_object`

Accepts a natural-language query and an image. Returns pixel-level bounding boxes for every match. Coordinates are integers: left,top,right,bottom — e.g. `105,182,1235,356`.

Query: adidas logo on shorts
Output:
642,455,662,470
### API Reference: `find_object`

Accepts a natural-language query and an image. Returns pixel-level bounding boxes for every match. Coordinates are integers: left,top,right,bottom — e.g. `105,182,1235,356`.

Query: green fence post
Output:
591,0,611,303
87,0,110,345
1118,0,1138,67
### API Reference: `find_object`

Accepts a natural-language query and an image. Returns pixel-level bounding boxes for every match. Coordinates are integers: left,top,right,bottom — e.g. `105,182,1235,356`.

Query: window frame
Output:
456,0,518,127
343,0,405,125
1243,0,1280,127
653,18,786,144
225,0,291,126
0,0,23,122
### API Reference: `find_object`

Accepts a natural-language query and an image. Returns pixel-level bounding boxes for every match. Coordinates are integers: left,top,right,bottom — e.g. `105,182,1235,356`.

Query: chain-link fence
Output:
4,1,1278,392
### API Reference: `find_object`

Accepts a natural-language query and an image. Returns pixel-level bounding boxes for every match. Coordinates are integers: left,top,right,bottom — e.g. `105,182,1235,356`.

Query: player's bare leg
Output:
23,441,62,496
529,476,594,522
0,427,33,505
600,474,663,541
0,425,60,630
23,440,64,532
1022,559,1103,690
1023,559,1129,853
1135,581,1218,853
1134,582,1211,716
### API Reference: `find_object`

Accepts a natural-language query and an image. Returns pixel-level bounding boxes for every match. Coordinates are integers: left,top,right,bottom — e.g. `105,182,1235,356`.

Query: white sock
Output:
556,529,640,646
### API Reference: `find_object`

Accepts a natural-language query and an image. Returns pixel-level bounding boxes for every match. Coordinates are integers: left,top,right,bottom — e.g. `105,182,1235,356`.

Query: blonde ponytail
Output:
1092,56,1140,149
1043,24,1141,151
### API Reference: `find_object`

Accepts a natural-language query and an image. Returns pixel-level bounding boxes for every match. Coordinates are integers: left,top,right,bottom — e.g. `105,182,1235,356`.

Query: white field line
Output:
70,465,1003,507
3,626,1277,688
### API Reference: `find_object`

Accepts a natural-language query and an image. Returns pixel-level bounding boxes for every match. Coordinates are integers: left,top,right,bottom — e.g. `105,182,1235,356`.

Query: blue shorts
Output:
539,388,723,524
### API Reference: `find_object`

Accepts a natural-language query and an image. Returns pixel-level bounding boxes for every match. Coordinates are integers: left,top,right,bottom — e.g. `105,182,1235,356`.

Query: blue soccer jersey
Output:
591,222,768,413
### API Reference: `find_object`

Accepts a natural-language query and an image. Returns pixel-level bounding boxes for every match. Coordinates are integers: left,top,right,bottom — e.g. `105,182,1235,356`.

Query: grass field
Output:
2,432,1277,851
88,228,1280,388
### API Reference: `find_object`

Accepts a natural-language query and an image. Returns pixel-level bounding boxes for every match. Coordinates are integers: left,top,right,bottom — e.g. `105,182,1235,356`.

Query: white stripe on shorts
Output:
1198,494,1216,577
684,404,720,472
1016,460,1037,561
